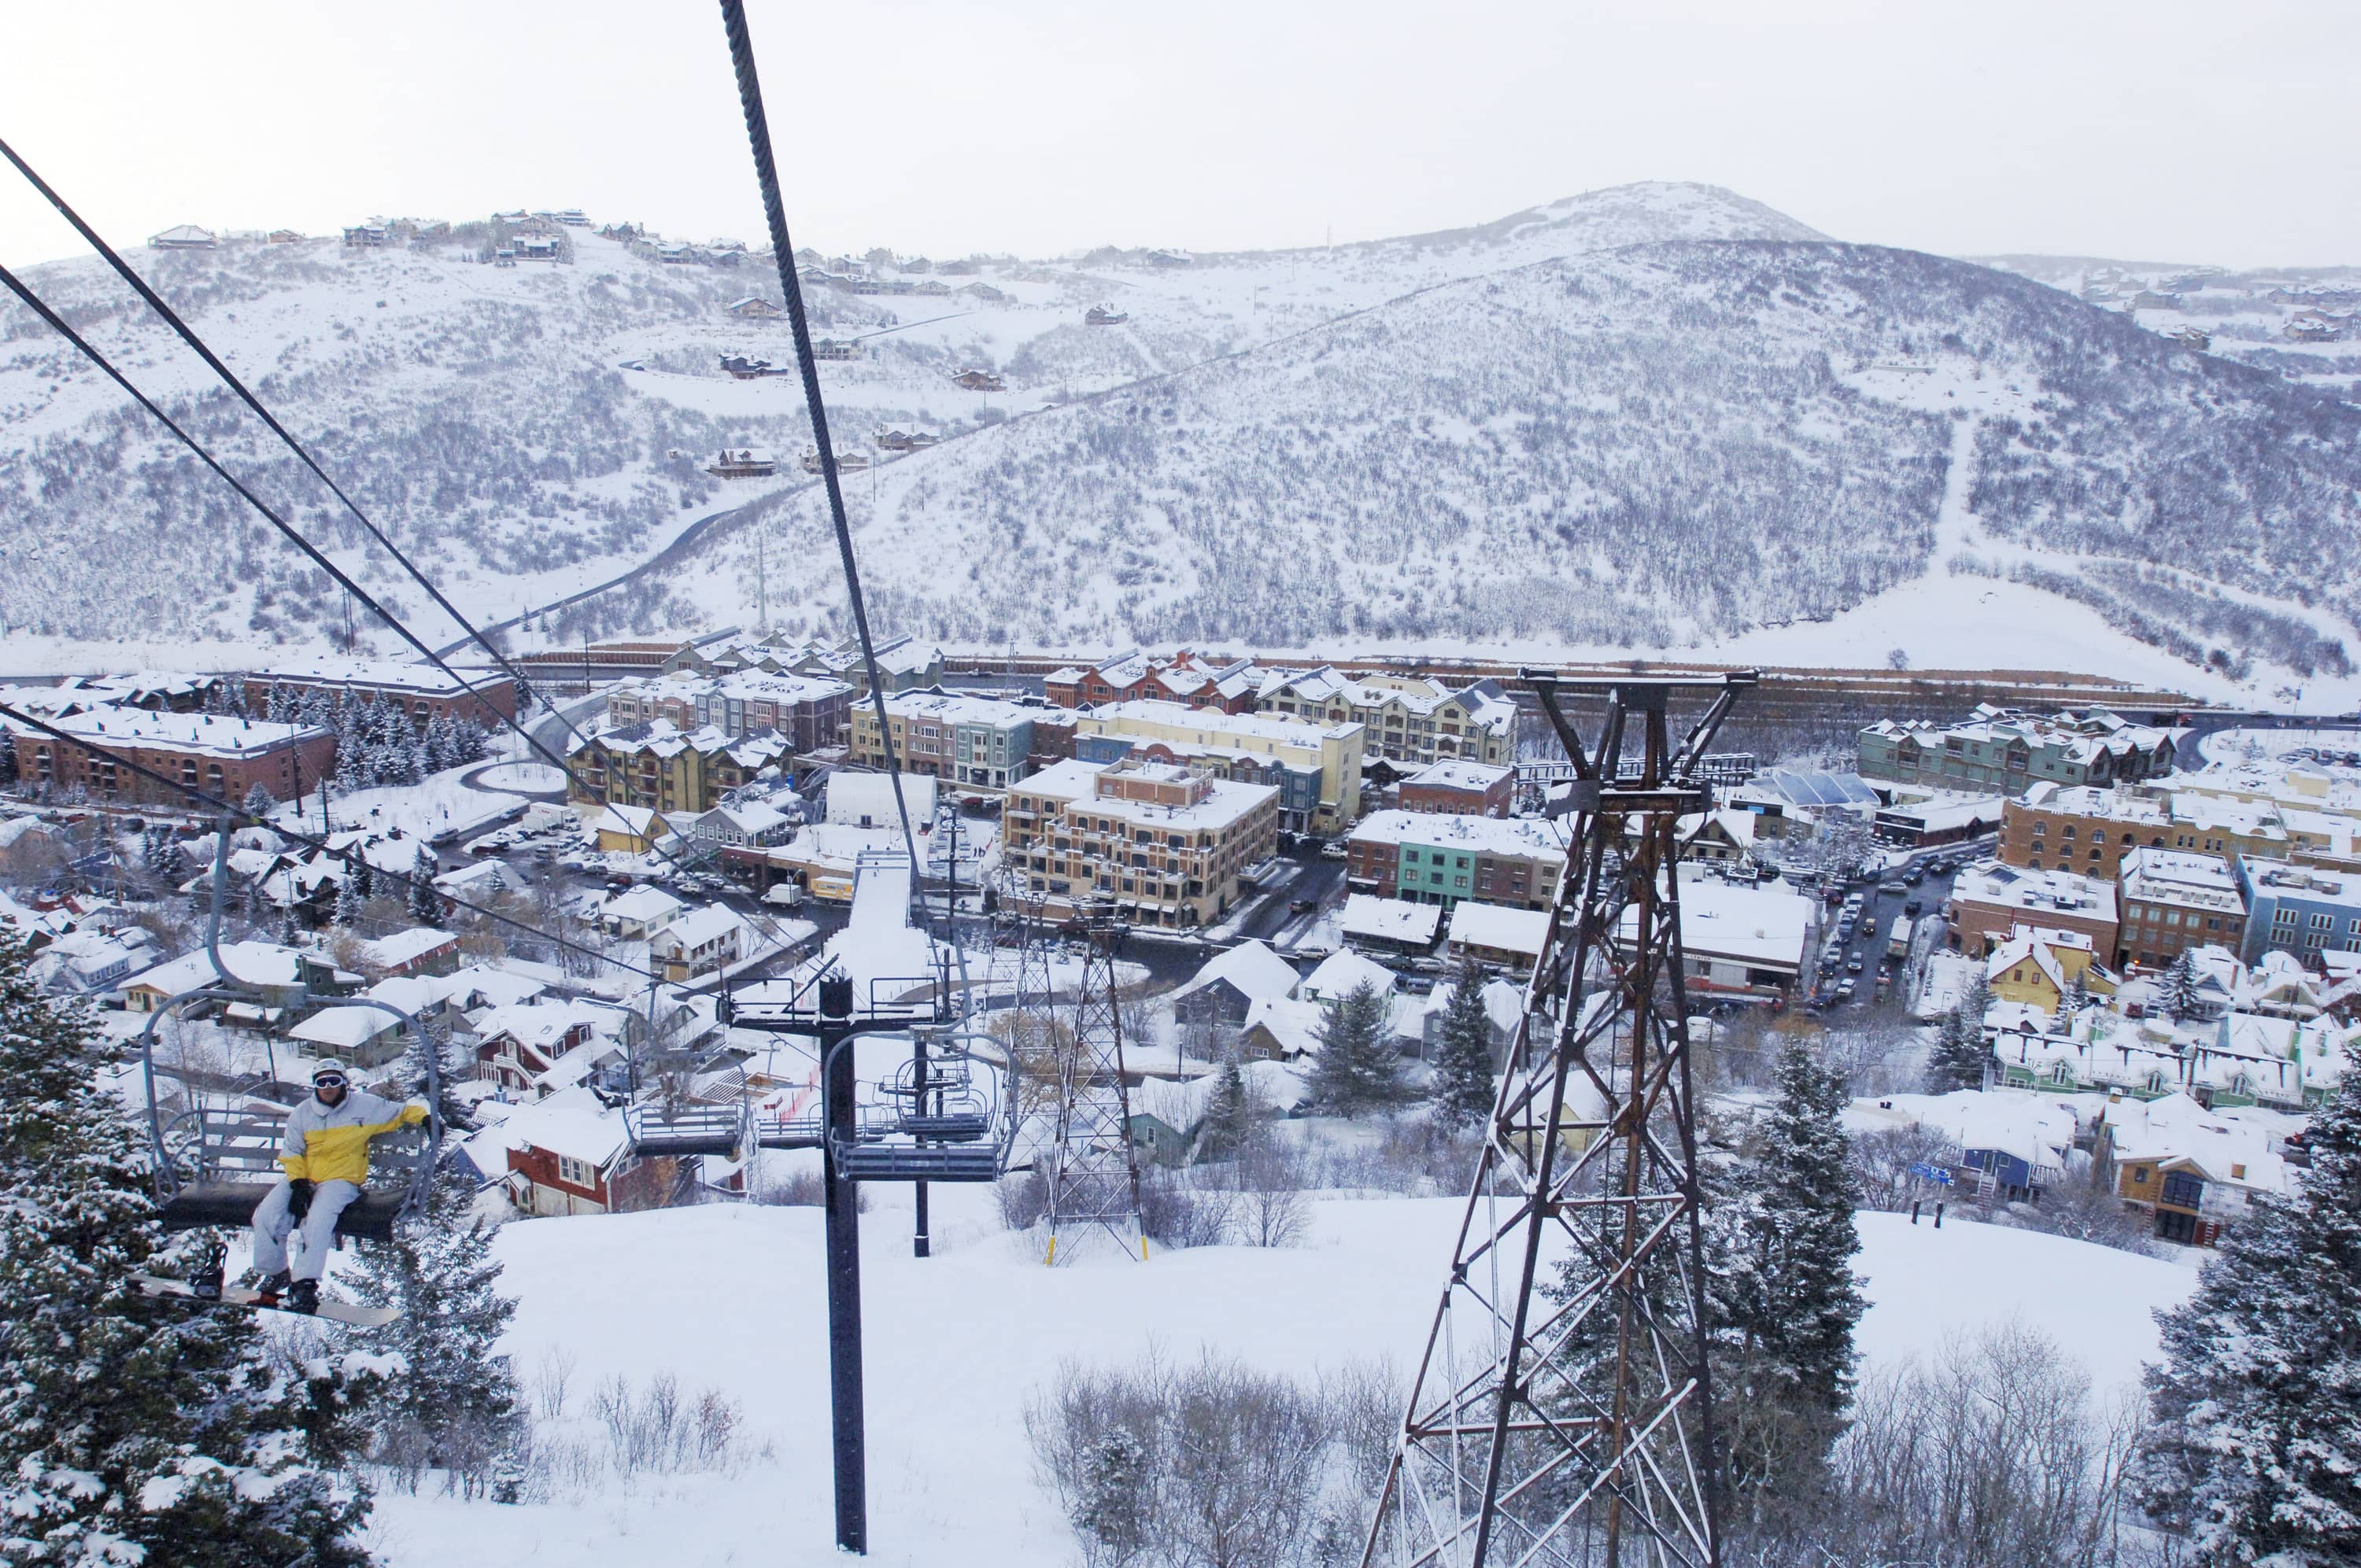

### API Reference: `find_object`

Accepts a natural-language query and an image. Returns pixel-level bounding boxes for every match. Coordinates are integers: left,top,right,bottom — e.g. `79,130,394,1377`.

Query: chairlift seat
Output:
754,1114,826,1151
624,1104,749,1159
154,1108,429,1242
833,1142,1003,1182
898,1112,991,1142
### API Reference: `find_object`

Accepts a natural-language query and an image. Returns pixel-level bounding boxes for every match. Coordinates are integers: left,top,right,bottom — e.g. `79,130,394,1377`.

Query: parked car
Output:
1318,841,1348,860
1878,880,1907,895
1289,897,1320,914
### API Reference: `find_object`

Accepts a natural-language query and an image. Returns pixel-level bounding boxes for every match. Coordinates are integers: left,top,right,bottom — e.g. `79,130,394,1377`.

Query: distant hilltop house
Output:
719,353,791,379
959,282,1011,304
557,208,590,227
811,338,859,361
951,367,1006,393
727,296,784,319
873,429,940,452
2285,309,2348,344
2170,325,2211,351
1084,304,1129,326
148,223,216,249
343,224,390,248
2129,290,2182,312
265,228,305,245
800,447,872,474
708,448,778,479
1146,248,1191,267
516,234,560,261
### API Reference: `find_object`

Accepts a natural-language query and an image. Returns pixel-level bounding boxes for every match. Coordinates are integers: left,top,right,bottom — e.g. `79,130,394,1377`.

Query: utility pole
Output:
1364,670,1754,1568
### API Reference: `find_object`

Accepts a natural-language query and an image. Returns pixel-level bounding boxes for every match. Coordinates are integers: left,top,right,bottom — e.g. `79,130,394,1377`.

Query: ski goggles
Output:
312,1072,349,1090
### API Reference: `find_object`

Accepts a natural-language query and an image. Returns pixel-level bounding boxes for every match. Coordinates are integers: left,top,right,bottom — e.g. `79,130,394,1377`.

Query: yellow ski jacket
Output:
277,1088,429,1184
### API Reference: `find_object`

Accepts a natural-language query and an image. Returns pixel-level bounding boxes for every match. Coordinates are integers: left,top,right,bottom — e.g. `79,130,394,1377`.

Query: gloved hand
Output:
286,1179,314,1220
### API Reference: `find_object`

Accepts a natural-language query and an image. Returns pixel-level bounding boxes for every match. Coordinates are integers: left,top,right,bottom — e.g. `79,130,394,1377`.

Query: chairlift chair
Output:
140,986,444,1245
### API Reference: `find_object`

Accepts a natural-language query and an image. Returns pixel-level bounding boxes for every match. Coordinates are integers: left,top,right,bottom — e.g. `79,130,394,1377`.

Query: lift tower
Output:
1042,904,1147,1262
1365,670,1755,1568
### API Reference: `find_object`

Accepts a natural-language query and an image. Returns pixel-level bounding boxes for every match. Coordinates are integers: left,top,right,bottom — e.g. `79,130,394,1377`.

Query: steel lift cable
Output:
0,699,670,987
715,0,924,891
0,256,796,954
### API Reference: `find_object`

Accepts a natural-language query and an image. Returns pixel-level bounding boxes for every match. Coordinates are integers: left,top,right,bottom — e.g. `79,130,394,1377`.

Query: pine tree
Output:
2163,950,2202,1020
1196,1050,1253,1160
1923,969,1990,1093
405,850,446,927
241,780,277,819
1709,1032,1868,1521
346,1165,521,1492
332,865,366,928
2133,1042,2361,1565
1430,957,1499,1127
0,938,375,1563
2059,969,2090,1030
1305,981,1406,1117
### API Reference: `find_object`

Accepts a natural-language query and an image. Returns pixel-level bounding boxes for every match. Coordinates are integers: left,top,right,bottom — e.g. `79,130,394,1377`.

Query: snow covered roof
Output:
1855,1090,2076,1173
130,941,307,995
1088,698,1360,745
438,964,546,1011
2119,848,2241,913
1301,948,1398,1003
1421,976,1524,1034
596,804,663,837
249,658,507,695
1014,759,1107,804
1450,902,1552,958
826,772,939,828
1339,895,1444,946
600,884,687,924
1952,860,2119,922
1402,758,1515,792
478,1086,631,1169
27,708,325,755
287,1001,408,1050
1170,939,1300,1005
1631,880,1814,969
1350,810,1565,858
1241,996,1327,1059
2101,1092,2294,1194
652,904,746,951
360,928,458,971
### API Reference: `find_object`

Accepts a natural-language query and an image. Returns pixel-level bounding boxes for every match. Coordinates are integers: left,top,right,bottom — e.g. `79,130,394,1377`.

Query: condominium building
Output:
1857,707,2177,795
2234,858,2361,964
1045,649,1262,714
1073,699,1363,832
7,708,337,809
846,689,1045,789
1255,668,1517,768
1345,809,1567,910
605,670,851,751
2116,847,2245,971
1001,758,1280,928
566,721,792,818
1948,861,2121,960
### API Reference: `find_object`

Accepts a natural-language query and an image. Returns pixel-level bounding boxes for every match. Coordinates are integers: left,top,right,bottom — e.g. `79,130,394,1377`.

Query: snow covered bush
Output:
1027,1351,1401,1568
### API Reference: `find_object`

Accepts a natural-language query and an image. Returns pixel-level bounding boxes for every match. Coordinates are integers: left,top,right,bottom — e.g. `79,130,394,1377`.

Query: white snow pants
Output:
250,1177,361,1282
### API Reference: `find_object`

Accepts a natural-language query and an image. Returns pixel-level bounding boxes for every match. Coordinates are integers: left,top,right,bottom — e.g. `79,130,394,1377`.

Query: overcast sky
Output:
2,0,2355,271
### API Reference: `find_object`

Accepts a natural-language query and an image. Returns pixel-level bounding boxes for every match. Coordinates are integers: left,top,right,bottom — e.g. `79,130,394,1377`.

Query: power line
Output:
0,699,664,986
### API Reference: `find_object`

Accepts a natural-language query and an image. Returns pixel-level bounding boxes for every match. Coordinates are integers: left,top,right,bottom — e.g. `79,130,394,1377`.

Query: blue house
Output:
2234,858,2361,965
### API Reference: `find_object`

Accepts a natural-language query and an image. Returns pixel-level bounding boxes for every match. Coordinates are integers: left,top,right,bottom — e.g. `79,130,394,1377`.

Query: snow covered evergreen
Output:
1428,957,1499,1127
1304,983,1407,1117
0,937,377,1564
1923,970,1991,1093
2134,1042,2361,1565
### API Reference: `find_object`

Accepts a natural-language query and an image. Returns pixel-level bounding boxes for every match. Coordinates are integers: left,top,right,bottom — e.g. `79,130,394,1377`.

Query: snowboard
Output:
128,1272,398,1327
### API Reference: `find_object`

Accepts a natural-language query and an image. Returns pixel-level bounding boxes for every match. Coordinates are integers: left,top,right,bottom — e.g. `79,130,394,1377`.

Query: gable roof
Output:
1171,939,1300,1005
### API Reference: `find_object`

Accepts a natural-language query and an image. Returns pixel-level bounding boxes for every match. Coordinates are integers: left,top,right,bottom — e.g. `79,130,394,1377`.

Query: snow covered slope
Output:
361,1194,2191,1567
685,240,2361,695
6,184,2358,696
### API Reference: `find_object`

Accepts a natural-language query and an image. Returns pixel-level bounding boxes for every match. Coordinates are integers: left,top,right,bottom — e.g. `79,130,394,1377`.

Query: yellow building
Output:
1075,699,1363,833
1986,924,2119,1011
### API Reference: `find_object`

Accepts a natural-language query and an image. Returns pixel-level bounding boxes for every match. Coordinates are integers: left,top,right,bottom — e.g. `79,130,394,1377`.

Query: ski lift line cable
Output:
0,144,771,944
0,258,787,953
0,698,671,987
0,133,549,730
715,0,921,881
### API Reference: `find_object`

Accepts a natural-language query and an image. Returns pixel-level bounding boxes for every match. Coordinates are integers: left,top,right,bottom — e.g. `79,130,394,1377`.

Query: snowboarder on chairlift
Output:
249,1062,428,1314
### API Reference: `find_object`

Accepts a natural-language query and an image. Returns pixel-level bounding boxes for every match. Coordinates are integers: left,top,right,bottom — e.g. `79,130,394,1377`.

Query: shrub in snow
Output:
0,937,376,1564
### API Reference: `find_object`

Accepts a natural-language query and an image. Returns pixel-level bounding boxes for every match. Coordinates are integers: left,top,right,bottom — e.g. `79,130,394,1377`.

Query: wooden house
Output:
707,448,779,479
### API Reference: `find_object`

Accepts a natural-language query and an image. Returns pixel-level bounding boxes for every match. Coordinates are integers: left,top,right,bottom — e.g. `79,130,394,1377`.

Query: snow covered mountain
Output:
3,183,2356,694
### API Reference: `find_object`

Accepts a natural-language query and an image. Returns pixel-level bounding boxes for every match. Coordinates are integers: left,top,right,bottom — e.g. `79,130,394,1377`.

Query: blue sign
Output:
1907,1161,1956,1186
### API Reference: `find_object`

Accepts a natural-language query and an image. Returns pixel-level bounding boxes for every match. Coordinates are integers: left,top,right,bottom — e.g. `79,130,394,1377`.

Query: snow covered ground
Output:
359,1189,2193,1566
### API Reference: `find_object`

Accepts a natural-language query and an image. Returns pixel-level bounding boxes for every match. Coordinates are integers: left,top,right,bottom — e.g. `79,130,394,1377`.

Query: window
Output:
2311,912,2334,931
2160,1171,2204,1209
2130,1166,2149,1185
556,1154,596,1188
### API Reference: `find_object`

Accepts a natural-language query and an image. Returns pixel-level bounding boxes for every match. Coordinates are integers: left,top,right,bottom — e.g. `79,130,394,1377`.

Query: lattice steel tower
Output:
1042,905,1146,1263
1365,670,1756,1568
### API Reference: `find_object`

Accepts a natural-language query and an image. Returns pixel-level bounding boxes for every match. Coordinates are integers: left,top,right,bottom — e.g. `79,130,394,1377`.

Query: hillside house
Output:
491,1090,686,1215
812,338,859,361
1447,902,1551,976
594,805,668,854
596,884,687,939
1339,894,1445,955
727,296,784,319
1415,975,1522,1065
1986,926,2117,1011
149,224,217,249
1169,939,1300,1030
475,1002,622,1098
707,448,778,479
2097,1091,2294,1246
951,369,1006,392
265,228,305,245
648,905,748,981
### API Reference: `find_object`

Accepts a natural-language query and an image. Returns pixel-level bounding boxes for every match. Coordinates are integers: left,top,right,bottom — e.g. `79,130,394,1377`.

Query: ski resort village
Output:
2,9,2359,1568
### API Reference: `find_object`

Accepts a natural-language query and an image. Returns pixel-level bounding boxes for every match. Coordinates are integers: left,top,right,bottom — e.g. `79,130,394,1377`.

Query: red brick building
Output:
245,659,519,733
1398,758,1515,817
9,709,337,809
